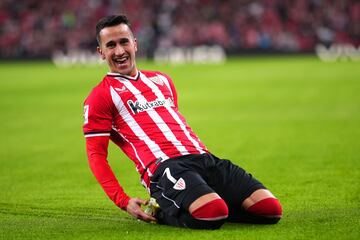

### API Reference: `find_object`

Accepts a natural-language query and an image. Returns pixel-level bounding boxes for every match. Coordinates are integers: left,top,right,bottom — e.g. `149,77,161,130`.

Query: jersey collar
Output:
107,70,140,81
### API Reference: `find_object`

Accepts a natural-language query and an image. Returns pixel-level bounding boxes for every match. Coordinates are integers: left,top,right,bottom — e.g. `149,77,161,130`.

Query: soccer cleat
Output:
144,197,160,217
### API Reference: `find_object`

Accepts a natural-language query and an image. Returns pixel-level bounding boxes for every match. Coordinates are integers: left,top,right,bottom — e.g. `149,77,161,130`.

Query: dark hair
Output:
96,15,131,45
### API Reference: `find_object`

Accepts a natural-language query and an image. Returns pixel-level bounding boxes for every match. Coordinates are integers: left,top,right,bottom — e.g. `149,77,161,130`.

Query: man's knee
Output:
246,197,282,224
191,198,229,220
189,198,229,229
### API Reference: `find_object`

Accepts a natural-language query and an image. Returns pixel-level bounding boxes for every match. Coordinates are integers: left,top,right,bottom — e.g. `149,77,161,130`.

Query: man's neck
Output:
108,70,139,80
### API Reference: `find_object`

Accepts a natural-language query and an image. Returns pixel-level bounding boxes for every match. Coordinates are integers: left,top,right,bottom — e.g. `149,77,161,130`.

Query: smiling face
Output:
97,24,138,76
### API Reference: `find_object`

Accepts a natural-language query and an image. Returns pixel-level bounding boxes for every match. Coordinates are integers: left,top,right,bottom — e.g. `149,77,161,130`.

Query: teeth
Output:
115,57,127,64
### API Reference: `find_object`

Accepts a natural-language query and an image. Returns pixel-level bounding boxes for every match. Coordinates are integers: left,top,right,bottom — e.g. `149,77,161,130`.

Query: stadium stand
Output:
0,0,359,59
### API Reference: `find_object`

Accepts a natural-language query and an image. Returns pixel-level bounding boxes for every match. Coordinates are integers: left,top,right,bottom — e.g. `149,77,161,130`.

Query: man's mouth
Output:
114,56,129,65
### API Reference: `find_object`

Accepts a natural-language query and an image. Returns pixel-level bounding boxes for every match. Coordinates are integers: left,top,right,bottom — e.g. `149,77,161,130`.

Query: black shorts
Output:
149,153,266,218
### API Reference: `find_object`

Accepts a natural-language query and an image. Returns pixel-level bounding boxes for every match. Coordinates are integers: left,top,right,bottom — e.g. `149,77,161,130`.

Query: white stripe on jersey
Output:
142,74,206,154
85,133,111,138
110,87,169,165
121,80,190,155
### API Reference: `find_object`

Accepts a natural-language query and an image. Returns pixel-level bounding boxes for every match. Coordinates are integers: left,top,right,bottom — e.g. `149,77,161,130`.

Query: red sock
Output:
247,198,282,217
191,198,229,221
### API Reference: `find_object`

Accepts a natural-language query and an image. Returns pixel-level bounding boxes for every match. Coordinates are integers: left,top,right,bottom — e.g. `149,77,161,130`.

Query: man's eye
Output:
120,39,129,45
107,43,115,48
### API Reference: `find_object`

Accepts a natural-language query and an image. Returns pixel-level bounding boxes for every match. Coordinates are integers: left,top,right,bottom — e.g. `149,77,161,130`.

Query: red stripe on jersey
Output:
109,86,169,168
124,78,191,153
139,74,206,154
120,79,186,156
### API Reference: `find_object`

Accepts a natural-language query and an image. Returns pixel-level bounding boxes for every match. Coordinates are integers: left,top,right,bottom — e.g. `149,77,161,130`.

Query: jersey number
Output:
83,105,89,124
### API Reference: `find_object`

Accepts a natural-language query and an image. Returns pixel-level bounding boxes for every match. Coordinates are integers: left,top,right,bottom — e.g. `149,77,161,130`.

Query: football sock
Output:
191,198,229,221
228,197,282,224
246,197,282,217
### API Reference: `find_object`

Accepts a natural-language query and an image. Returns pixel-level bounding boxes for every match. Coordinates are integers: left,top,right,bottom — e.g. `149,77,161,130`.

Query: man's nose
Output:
114,45,125,55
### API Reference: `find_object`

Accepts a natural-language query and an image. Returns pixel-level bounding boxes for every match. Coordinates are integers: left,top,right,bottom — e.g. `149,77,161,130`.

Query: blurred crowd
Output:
0,0,359,59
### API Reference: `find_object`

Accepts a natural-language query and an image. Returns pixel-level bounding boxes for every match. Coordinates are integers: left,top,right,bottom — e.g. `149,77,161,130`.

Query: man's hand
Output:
126,197,157,222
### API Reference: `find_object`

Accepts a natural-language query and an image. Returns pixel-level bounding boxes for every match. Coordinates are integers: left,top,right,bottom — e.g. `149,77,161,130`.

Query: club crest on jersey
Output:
148,76,164,86
173,178,186,190
127,98,174,114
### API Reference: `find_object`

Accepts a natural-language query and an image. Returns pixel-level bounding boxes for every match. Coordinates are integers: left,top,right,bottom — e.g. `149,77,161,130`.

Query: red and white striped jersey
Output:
83,70,207,188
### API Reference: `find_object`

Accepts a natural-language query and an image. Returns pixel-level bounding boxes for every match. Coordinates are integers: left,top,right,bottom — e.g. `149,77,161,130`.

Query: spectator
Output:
0,0,358,59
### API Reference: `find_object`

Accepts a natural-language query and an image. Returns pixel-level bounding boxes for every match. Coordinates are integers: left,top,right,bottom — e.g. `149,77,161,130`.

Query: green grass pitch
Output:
0,56,359,239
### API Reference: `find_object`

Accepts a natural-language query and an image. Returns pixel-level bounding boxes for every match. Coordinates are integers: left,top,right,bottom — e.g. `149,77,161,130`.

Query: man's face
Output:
97,24,138,76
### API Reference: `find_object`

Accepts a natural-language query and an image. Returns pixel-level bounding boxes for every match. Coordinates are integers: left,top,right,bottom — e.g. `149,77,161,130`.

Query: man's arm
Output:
85,136,155,222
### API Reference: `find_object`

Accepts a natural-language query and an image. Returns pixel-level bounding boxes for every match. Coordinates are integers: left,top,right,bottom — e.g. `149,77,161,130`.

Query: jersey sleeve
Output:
86,136,130,210
83,86,130,210
83,87,113,138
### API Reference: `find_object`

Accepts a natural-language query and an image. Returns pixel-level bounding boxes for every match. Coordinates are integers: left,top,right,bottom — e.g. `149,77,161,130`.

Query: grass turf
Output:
0,56,359,239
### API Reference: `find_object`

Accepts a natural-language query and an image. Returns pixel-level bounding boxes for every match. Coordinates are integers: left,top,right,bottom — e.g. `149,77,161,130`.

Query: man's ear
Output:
97,46,106,60
134,38,138,52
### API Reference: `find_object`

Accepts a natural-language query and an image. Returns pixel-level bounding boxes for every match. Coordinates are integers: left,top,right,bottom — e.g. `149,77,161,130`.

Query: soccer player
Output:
83,15,282,229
